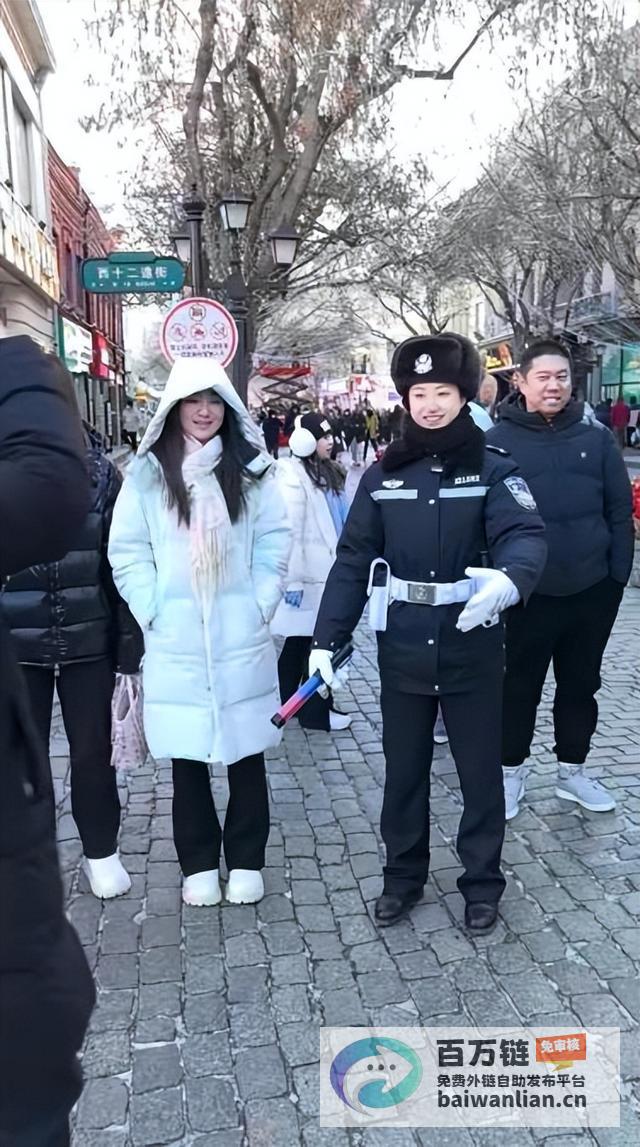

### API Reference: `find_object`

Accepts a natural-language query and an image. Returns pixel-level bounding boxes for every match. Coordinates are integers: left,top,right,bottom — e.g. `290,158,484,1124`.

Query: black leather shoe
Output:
374,891,421,926
464,901,499,934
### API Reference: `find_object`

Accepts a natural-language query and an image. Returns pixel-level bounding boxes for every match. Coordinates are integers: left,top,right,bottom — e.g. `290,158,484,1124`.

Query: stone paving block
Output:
321,988,369,1026
97,953,139,990
184,991,228,1034
145,887,181,915
183,1032,233,1077
272,983,312,1023
186,1077,239,1133
230,1003,277,1048
501,970,563,1019
89,989,136,1032
271,953,310,985
132,1044,183,1093
583,940,636,980
244,1097,300,1147
257,893,295,923
220,904,257,935
227,965,268,1004
192,1133,244,1147
100,921,140,955
68,895,103,945
314,960,357,991
76,1078,129,1130
139,945,181,984
141,914,181,948
302,1125,350,1146
554,909,608,942
135,1017,176,1043
464,989,522,1028
72,1132,128,1147
186,923,223,956
263,920,305,956
292,1064,321,1118
235,1043,288,1099
338,915,378,946
130,1088,185,1146
186,955,225,995
138,982,181,1018
291,879,328,905
410,976,459,1017
571,992,634,1030
278,1021,320,1067
305,932,345,960
82,1032,131,1077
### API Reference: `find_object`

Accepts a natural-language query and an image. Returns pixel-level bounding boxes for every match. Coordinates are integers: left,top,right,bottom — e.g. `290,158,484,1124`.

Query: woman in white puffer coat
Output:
271,412,351,732
108,358,290,908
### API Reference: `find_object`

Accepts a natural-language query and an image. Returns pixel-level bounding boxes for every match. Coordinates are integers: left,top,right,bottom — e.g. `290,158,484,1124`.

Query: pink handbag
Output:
111,673,149,769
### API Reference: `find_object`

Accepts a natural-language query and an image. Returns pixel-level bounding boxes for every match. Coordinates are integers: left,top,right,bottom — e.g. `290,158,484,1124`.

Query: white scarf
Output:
182,435,232,601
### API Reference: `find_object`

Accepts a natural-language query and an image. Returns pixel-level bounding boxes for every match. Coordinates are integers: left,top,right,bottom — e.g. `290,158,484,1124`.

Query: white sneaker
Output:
555,765,616,812
226,869,264,904
182,869,222,906
434,714,448,745
503,764,528,821
330,710,352,731
84,854,131,900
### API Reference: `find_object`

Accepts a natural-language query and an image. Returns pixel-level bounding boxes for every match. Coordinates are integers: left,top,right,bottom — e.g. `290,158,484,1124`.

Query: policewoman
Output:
310,334,547,934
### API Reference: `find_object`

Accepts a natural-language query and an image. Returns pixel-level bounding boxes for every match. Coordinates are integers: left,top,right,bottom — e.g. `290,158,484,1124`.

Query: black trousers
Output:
503,577,624,768
278,635,331,731
380,680,506,904
22,660,120,859
171,754,270,876
363,433,379,461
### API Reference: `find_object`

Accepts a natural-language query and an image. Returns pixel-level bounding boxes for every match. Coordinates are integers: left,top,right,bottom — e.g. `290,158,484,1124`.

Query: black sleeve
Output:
0,338,90,578
101,461,144,674
313,477,385,650
484,468,548,602
602,432,634,584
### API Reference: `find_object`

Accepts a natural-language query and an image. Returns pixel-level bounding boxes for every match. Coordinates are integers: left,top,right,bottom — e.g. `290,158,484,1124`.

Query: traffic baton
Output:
271,643,353,729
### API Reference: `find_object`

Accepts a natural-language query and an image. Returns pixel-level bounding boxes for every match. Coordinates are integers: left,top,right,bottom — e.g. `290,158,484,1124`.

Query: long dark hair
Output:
302,454,345,494
151,400,260,525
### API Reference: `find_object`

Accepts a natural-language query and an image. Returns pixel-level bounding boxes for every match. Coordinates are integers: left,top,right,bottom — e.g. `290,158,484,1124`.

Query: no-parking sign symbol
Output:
161,297,238,365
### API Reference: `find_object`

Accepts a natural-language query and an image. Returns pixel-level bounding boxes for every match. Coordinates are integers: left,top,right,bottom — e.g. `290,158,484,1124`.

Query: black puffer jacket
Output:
488,397,634,596
0,336,95,1136
2,426,142,673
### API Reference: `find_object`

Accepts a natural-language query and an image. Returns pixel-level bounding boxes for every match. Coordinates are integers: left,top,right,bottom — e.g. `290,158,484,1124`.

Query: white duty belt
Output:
366,559,473,632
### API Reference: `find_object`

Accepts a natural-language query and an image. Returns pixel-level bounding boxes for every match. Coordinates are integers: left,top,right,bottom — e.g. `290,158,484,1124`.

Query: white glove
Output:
456,567,520,633
308,649,349,692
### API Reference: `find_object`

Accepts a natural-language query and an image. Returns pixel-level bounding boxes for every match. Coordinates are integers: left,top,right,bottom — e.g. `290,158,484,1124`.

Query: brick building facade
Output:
48,143,126,444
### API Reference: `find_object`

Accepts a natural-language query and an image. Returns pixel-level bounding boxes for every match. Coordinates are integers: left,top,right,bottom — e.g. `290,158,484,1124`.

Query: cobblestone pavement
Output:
53,587,640,1147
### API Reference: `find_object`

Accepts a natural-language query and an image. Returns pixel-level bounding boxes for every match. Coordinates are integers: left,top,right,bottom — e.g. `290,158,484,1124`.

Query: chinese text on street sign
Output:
82,252,185,294
160,297,238,366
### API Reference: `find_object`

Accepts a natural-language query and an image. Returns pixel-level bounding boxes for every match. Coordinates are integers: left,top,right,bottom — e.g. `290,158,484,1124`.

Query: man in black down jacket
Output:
2,381,143,903
0,336,95,1147
488,339,634,820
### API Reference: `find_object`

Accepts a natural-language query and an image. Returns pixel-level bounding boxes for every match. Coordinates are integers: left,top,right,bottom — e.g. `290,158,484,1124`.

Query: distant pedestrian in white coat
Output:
272,412,351,731
108,358,291,908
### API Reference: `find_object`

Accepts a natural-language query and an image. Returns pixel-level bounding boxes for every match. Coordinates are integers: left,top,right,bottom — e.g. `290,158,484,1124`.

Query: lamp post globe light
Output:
268,223,301,268
219,191,254,233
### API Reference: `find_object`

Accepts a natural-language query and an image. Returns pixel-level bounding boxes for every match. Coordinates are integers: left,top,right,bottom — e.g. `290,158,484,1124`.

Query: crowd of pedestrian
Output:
0,331,635,1145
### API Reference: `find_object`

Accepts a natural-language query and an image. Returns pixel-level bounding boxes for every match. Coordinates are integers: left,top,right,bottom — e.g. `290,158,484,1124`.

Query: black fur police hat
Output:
390,333,482,404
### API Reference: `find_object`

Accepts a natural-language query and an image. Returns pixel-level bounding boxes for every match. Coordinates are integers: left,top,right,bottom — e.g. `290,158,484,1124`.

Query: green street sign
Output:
82,251,185,294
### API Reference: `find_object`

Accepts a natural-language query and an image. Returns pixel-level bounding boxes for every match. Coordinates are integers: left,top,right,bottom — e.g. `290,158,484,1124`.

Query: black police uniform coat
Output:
313,442,547,694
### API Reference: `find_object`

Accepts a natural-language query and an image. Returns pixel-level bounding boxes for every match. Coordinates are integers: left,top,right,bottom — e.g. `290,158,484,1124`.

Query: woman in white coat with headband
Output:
272,412,351,731
108,358,290,907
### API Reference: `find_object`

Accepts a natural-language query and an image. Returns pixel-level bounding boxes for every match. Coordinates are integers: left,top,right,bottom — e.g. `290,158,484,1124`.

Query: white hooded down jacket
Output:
108,359,291,766
270,456,338,638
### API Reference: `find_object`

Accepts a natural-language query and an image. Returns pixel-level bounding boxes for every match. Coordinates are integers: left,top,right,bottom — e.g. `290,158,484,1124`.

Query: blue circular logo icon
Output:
330,1037,423,1113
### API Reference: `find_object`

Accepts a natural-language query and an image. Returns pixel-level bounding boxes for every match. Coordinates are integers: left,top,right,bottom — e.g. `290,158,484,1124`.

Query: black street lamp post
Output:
171,185,301,401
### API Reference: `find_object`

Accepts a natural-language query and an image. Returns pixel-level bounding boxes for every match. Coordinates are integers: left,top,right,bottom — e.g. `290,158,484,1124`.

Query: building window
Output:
0,70,12,186
13,101,32,210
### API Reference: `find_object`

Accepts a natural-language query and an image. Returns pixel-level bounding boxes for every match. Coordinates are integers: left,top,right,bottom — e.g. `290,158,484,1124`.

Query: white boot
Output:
555,764,616,812
503,764,528,821
84,853,131,900
182,869,222,906
226,869,264,904
330,710,352,731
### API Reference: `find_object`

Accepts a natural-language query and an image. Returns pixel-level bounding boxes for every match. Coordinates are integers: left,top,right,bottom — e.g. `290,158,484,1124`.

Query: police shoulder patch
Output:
504,475,537,511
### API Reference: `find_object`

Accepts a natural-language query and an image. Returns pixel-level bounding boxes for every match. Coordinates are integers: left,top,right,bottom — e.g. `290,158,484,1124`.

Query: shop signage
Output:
60,317,93,374
160,297,238,365
82,251,185,294
0,182,59,301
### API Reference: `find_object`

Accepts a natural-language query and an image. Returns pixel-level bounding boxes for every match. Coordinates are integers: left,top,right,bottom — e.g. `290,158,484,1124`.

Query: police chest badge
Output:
382,479,404,489
504,476,537,511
